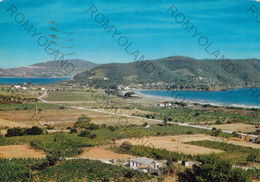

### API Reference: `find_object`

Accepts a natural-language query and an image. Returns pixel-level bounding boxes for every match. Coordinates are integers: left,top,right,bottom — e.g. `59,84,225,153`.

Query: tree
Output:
246,153,257,167
178,155,250,182
108,125,116,132
124,92,135,97
5,127,24,137
78,130,91,138
87,123,99,130
215,119,222,125
143,122,148,127
163,118,168,126
46,151,61,166
232,131,240,137
24,126,43,135
211,128,222,136
124,170,135,179
166,158,173,167
120,141,133,152
69,128,77,134
74,115,91,129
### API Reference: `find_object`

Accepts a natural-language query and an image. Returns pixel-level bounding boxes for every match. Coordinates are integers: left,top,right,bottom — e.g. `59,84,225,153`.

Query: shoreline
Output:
135,90,260,110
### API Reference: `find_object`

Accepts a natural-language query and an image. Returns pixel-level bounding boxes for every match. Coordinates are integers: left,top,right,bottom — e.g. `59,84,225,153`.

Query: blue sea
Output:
140,88,260,108
0,78,70,85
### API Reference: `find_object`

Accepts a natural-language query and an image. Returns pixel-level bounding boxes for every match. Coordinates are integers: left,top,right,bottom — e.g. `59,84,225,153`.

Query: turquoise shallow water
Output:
0,78,70,85
140,88,260,108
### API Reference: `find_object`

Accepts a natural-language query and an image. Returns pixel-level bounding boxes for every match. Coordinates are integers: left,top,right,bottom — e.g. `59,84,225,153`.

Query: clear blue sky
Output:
0,0,260,68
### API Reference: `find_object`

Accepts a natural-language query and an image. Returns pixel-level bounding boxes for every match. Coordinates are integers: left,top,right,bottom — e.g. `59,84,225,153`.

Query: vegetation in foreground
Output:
0,158,151,182
178,155,252,182
186,140,260,165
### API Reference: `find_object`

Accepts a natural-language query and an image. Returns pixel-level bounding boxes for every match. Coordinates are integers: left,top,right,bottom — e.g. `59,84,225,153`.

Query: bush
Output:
90,134,97,139
120,141,133,152
87,123,99,130
5,127,24,137
6,126,44,137
186,130,193,134
108,126,116,132
78,130,91,138
74,115,91,129
46,151,61,166
69,128,77,134
101,124,107,128
178,155,250,182
124,92,135,97
24,126,43,135
59,106,65,109
124,170,135,179
215,120,222,125
143,122,148,127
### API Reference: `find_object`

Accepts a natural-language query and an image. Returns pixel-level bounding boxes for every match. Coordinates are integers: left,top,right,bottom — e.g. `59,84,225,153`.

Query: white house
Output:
130,157,162,175
13,85,21,89
156,102,172,107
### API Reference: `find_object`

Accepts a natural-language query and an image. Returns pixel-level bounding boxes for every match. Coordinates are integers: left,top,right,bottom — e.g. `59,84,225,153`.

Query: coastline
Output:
135,89,260,110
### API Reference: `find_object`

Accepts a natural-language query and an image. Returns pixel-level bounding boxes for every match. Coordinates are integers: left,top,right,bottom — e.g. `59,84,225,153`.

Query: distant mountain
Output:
0,59,98,78
73,56,260,90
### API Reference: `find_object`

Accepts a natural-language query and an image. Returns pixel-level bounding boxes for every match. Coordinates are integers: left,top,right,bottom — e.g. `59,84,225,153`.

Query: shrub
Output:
87,123,99,130
69,128,77,134
120,141,133,152
74,115,91,129
178,155,250,182
108,126,116,132
90,134,97,139
124,92,135,97
186,130,193,134
46,151,61,166
143,122,148,127
215,120,222,125
59,106,65,109
5,127,24,137
101,124,107,128
24,126,43,135
78,130,91,138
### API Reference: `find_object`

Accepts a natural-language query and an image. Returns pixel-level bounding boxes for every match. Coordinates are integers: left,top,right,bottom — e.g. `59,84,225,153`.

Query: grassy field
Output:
137,106,260,124
186,140,260,165
0,103,60,111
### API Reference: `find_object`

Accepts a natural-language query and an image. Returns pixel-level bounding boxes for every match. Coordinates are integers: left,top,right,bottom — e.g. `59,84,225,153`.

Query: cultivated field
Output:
210,123,257,133
0,118,31,128
0,108,157,129
0,145,45,158
116,134,224,154
78,147,134,160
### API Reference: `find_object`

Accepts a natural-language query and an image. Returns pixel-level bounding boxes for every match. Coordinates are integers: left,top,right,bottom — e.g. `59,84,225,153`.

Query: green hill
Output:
73,56,260,90
0,59,98,78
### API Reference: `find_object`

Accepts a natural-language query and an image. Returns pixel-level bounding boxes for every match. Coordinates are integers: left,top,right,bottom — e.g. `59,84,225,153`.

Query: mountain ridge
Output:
72,56,260,90
0,59,98,78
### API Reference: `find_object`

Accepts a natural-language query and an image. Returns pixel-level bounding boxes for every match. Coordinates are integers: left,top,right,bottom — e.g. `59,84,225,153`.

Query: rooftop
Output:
130,157,155,165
